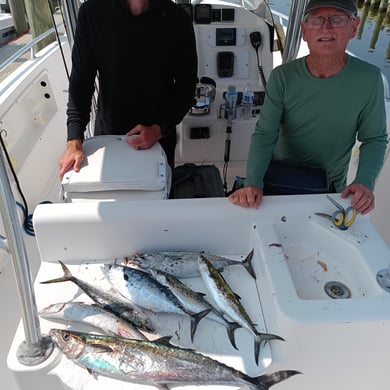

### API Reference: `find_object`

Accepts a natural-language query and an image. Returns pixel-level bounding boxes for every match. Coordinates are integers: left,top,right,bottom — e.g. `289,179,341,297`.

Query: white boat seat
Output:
60,135,170,202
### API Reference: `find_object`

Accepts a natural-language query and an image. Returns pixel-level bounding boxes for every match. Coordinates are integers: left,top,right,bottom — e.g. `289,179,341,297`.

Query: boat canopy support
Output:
61,0,80,51
0,145,54,365
282,0,308,63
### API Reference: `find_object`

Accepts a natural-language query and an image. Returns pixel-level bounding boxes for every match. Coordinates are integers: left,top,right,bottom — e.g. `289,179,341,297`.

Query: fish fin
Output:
226,321,241,350
39,302,67,315
254,338,260,366
254,332,285,365
40,260,72,284
190,308,212,342
253,370,301,390
155,384,170,390
153,336,196,352
90,343,114,353
258,332,285,343
243,248,256,279
86,367,100,380
194,291,207,298
153,336,174,346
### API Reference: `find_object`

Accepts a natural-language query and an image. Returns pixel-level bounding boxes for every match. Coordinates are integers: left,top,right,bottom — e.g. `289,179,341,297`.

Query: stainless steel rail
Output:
61,0,80,50
0,24,64,73
282,0,308,64
0,146,53,365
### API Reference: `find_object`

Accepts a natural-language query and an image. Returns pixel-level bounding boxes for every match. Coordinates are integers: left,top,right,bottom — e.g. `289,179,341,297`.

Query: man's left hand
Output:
341,183,374,214
126,124,162,150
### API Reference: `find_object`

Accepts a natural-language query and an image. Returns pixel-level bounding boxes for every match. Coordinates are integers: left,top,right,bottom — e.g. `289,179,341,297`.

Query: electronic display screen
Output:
222,8,235,22
216,28,236,46
194,4,212,24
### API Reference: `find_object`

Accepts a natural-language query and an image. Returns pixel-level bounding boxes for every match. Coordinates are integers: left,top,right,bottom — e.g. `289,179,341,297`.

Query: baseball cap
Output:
304,0,358,16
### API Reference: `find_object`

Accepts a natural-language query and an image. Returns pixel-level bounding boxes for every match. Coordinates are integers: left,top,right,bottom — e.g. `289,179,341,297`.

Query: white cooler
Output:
60,135,170,202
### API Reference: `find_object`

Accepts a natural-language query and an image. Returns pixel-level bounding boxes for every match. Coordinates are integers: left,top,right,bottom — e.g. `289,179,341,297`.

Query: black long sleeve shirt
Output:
67,0,197,140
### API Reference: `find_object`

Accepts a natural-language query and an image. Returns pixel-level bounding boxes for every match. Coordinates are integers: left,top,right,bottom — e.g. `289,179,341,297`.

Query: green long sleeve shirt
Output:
246,55,388,192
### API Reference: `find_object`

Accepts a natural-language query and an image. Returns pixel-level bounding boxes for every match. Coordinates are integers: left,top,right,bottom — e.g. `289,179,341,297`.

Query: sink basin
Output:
261,216,382,300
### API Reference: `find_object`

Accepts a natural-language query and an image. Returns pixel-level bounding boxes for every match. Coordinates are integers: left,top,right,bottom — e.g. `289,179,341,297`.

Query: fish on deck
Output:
49,328,300,390
40,261,154,332
198,255,284,366
102,264,211,342
39,301,147,340
150,268,241,349
126,249,256,279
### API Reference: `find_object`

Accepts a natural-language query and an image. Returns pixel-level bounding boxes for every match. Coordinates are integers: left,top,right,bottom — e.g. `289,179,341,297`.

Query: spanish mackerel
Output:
198,255,284,366
150,268,241,349
128,248,256,279
39,301,147,339
102,264,211,341
40,261,154,332
50,329,300,389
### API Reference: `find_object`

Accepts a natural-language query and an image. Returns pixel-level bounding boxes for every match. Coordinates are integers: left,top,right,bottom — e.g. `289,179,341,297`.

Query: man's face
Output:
301,7,360,56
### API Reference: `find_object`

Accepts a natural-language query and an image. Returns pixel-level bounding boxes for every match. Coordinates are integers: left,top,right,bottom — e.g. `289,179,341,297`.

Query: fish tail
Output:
226,321,241,350
254,332,284,365
243,249,256,279
190,308,212,342
40,260,72,284
250,370,301,390
259,331,285,343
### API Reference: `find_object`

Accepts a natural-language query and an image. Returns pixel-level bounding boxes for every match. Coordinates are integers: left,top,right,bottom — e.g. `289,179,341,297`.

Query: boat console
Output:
175,2,274,185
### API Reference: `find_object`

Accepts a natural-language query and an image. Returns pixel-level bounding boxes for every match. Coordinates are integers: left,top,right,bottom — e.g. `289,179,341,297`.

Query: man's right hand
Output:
228,185,263,208
58,139,84,180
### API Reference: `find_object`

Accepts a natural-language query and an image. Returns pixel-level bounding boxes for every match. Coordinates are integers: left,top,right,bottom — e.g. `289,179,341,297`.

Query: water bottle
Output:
225,85,238,119
242,83,254,119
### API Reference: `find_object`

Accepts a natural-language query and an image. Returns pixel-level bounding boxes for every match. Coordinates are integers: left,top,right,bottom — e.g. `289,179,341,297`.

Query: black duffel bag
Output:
170,163,225,199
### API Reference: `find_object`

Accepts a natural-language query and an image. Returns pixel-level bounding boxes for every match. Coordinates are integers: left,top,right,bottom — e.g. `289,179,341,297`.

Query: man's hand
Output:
341,183,375,214
58,139,84,181
228,185,263,208
126,124,162,150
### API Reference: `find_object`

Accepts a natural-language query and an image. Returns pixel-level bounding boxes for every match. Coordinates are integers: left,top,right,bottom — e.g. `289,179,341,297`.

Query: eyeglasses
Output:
304,15,355,30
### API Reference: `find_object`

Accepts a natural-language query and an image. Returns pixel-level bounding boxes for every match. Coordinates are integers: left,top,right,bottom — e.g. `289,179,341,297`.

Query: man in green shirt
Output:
229,0,387,214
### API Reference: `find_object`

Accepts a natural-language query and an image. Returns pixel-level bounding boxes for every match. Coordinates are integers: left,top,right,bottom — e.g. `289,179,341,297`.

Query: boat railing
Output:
271,9,289,29
382,73,390,102
0,22,65,74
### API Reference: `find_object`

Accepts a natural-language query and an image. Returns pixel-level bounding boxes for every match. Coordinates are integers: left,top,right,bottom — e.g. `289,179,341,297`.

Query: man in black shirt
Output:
59,0,197,178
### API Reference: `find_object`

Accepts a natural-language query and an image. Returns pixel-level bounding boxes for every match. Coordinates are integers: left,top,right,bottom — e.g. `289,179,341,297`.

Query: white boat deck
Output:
5,195,390,390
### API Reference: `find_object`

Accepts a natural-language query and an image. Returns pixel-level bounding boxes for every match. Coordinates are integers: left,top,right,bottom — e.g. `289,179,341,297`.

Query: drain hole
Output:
324,281,351,299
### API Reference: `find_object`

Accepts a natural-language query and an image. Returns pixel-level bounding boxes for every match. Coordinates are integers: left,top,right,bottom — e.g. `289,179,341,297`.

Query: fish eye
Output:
62,332,71,341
